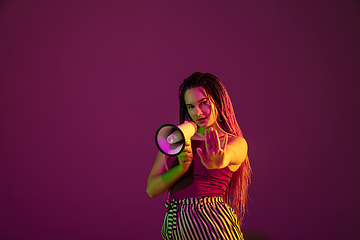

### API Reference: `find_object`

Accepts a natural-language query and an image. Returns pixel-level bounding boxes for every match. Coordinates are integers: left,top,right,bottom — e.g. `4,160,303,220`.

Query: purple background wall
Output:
1,1,359,239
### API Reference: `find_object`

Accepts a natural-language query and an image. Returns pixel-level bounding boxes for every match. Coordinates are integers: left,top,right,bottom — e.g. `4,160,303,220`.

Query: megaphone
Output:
155,121,197,156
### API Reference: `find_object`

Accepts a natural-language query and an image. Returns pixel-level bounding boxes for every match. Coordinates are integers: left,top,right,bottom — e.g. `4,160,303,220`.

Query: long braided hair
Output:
178,72,252,225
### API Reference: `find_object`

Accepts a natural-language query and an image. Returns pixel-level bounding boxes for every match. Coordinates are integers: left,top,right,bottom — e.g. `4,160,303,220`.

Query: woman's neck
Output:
195,124,226,138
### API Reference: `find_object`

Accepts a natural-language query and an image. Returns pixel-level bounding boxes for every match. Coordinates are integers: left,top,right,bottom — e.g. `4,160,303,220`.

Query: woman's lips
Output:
198,117,207,123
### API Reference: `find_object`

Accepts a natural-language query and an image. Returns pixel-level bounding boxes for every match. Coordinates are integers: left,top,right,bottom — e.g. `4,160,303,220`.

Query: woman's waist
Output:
166,196,224,206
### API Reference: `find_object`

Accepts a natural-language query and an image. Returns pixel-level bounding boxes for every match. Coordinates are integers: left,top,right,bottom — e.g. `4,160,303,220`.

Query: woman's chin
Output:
198,122,212,129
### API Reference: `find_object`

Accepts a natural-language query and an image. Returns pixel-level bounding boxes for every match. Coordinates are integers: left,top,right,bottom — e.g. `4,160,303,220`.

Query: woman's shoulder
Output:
227,134,245,141
227,135,247,145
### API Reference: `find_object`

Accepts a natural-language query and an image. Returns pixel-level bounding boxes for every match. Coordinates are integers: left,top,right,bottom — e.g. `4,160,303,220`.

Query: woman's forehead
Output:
184,87,208,103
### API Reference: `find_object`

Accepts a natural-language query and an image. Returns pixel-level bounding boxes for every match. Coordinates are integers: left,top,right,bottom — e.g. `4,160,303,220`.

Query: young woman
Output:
147,72,251,240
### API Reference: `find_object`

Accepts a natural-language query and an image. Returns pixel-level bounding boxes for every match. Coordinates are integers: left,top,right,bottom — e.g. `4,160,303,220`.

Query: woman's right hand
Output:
177,140,193,172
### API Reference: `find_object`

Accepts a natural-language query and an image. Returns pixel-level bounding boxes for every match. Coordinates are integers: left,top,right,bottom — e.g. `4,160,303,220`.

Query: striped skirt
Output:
161,196,243,240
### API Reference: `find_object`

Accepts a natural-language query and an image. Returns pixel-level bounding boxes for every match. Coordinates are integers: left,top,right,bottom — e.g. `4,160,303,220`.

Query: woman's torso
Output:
168,139,234,200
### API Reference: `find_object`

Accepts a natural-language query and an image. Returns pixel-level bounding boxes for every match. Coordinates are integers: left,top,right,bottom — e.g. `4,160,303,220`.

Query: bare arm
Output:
146,141,193,198
225,136,248,167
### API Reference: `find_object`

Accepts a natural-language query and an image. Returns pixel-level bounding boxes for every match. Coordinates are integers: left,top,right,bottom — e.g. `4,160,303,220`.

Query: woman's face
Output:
184,87,218,129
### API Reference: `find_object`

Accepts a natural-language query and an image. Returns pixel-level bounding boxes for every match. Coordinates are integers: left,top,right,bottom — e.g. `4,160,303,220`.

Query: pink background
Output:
1,1,359,239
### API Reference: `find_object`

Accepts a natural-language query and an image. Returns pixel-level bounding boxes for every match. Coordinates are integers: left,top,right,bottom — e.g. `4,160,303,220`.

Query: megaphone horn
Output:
155,121,197,156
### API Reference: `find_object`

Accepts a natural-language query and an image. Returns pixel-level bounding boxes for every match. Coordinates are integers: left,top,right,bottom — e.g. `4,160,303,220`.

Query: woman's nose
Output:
195,106,202,116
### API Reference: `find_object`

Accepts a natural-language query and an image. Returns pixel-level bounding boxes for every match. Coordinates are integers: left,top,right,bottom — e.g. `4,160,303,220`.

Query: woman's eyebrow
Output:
186,98,208,106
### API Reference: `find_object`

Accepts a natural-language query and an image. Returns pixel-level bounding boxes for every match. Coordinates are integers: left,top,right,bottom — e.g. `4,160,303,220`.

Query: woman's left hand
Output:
196,127,228,169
